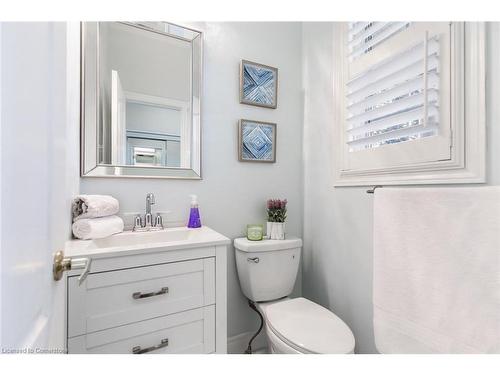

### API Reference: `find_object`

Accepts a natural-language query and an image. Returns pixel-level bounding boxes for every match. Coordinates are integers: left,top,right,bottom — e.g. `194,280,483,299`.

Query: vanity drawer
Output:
68,257,215,337
68,305,215,354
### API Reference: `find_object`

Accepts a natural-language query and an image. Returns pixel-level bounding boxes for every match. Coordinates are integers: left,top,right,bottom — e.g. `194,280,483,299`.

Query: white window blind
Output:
334,22,486,186
346,22,440,152
348,22,410,61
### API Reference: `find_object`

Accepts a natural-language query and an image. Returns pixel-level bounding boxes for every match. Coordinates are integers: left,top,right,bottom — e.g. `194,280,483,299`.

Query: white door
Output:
0,22,79,353
111,69,127,165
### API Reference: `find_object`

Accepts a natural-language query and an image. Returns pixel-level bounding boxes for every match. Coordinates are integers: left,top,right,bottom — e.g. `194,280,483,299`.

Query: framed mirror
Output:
81,22,202,179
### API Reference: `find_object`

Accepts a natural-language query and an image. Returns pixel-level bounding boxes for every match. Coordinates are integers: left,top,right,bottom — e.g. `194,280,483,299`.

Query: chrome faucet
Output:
133,193,164,231
145,192,155,228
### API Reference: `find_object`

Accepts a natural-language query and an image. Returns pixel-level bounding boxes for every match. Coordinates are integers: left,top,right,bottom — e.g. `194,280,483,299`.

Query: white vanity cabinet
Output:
64,227,229,354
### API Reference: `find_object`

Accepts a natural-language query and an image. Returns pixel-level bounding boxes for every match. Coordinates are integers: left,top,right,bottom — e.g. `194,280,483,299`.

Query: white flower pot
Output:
266,221,274,239
270,222,285,240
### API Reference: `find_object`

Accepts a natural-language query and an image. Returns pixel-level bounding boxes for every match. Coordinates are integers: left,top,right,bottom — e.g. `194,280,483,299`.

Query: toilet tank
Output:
234,237,302,302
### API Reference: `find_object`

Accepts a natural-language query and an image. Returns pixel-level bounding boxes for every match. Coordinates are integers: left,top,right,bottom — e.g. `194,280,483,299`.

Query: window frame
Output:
333,22,486,186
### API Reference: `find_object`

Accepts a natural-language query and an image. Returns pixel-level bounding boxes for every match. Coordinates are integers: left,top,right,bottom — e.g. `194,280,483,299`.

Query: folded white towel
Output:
72,195,119,221
373,187,500,354
72,215,124,240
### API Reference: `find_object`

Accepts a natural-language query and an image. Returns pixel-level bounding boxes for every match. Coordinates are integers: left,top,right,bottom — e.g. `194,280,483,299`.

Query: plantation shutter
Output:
343,22,452,170
347,22,441,152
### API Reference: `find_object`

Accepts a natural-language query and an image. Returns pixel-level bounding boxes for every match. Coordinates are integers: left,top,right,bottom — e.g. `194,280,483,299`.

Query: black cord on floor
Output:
244,299,264,354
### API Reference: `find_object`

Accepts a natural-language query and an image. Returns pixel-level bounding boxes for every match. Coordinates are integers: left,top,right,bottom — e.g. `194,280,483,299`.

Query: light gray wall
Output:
81,22,304,339
301,22,500,353
126,102,182,135
101,22,192,100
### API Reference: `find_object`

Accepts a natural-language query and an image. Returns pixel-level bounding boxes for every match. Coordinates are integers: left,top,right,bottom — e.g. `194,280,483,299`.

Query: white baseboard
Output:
227,330,268,354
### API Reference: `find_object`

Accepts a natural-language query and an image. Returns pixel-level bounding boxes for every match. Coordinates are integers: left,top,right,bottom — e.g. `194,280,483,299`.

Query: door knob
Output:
53,250,92,285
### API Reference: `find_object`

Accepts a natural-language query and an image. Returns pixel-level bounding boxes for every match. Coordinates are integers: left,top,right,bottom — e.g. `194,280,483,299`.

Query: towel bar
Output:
366,185,383,194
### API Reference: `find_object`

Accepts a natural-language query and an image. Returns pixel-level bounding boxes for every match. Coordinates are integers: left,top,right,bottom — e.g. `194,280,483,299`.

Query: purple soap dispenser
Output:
187,194,202,228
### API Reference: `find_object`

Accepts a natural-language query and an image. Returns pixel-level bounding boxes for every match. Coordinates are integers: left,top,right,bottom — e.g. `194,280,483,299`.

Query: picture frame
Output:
238,119,277,163
239,59,278,109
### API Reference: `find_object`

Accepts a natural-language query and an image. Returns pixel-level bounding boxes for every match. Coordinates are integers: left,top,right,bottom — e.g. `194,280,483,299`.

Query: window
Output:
333,22,486,186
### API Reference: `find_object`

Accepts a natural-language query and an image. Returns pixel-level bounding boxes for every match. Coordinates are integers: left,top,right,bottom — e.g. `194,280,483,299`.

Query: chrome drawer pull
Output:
132,287,169,300
132,338,169,354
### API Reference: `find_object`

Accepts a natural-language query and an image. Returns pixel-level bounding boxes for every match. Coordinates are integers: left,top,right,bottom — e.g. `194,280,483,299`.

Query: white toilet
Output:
234,237,355,354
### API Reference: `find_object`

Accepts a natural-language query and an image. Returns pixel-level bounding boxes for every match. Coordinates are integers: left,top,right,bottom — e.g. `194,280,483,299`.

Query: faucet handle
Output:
133,214,143,231
154,213,164,229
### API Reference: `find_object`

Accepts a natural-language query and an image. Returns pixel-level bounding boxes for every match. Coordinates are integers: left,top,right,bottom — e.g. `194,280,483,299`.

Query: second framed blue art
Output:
240,60,278,109
238,119,277,163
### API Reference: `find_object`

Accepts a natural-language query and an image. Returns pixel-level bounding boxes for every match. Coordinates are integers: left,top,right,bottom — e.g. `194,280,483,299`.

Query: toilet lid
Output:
265,298,355,354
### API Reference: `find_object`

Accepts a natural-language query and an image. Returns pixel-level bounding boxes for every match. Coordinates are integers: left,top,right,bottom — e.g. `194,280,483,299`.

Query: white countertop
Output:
65,226,230,259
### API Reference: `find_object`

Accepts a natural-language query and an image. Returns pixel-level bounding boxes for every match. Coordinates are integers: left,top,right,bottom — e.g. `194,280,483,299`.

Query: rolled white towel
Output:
72,195,119,221
72,215,124,240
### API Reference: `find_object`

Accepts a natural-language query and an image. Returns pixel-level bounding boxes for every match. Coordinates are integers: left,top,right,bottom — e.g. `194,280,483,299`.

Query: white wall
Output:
80,22,304,340
301,22,500,353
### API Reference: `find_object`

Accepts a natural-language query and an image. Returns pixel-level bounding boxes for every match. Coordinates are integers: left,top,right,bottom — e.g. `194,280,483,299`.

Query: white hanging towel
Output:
72,194,119,221
72,215,124,240
373,187,500,353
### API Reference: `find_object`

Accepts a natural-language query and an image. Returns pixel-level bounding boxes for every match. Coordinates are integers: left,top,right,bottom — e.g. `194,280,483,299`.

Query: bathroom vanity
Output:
67,21,225,353
63,226,229,354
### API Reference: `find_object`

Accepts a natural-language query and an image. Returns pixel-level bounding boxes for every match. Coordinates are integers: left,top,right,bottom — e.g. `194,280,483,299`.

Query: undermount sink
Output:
65,226,230,258
93,227,193,248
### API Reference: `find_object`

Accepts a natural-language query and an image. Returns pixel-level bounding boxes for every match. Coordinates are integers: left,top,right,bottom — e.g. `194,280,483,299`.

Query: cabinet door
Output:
68,306,215,354
68,257,215,337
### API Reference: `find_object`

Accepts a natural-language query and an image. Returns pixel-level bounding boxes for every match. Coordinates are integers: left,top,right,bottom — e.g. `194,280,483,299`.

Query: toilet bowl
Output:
234,237,355,354
257,297,355,354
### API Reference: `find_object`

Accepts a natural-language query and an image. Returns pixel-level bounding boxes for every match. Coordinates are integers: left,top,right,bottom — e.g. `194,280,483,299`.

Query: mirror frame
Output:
80,22,203,179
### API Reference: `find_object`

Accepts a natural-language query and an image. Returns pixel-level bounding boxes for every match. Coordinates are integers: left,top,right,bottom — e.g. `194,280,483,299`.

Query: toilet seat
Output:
260,297,355,354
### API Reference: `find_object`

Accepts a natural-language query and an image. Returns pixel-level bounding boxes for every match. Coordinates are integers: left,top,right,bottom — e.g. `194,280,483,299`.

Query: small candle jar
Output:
246,224,263,241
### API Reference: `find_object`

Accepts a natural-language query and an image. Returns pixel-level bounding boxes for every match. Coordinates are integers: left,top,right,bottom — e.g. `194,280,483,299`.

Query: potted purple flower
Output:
266,198,287,240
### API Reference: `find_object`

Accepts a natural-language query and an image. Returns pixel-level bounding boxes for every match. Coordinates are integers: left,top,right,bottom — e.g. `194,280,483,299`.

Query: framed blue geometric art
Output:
238,119,277,163
240,60,278,109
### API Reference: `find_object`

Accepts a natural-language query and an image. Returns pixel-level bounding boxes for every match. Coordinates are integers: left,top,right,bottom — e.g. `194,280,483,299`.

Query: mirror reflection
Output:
98,22,193,168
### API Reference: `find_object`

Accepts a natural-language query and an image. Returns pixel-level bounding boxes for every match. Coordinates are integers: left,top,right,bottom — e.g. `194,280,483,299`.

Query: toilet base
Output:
265,322,304,354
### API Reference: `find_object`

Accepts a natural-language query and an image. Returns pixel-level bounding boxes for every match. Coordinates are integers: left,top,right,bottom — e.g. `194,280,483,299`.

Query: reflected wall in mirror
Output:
81,22,202,179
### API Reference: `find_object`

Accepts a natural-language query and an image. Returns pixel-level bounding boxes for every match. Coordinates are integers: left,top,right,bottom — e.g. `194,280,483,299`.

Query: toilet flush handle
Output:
247,257,260,263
